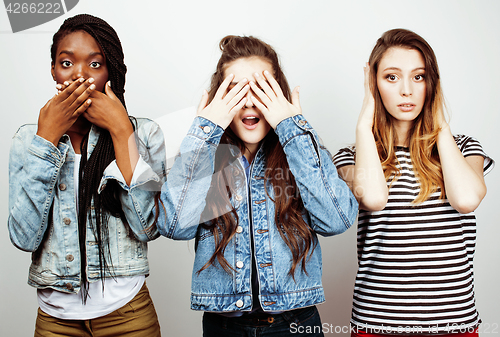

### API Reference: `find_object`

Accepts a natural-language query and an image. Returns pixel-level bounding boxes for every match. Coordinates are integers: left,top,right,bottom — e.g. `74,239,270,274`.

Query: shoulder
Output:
132,117,160,131
131,117,164,140
11,124,37,146
454,134,495,175
333,145,356,168
453,134,486,156
13,124,37,137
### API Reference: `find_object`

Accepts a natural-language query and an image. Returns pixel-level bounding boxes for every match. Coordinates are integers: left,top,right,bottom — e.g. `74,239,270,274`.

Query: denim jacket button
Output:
59,183,67,191
63,217,71,225
66,254,74,262
299,119,307,126
236,299,244,308
235,194,243,201
236,261,244,269
66,283,73,291
203,126,211,134
236,226,243,234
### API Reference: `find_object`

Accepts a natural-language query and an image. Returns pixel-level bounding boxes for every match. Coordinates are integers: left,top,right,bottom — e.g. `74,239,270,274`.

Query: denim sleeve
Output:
99,119,166,242
8,129,69,252
156,117,224,240
275,115,358,236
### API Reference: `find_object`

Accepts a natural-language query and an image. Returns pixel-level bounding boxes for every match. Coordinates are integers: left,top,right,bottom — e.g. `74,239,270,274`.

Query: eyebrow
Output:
381,66,425,72
58,50,104,57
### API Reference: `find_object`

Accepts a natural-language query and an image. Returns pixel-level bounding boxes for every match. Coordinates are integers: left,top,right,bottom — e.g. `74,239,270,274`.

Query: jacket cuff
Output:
99,157,160,193
275,115,313,145
28,135,68,167
187,117,225,145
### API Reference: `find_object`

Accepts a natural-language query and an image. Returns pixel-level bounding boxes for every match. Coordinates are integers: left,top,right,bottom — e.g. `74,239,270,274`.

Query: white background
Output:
0,1,498,336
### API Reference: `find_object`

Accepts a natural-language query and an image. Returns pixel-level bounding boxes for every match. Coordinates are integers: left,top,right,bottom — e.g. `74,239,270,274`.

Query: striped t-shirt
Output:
333,135,494,334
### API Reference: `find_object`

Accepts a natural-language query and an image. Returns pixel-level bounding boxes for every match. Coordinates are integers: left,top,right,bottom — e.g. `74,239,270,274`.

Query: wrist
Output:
36,129,60,147
356,122,373,134
439,121,450,132
109,122,134,141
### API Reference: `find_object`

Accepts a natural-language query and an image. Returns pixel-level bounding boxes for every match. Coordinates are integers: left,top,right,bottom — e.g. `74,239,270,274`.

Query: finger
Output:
197,90,209,115
229,97,247,116
74,98,92,117
364,63,371,89
249,80,272,107
291,86,301,109
104,81,117,100
69,82,95,113
254,72,275,101
58,77,85,101
227,84,249,108
250,95,268,115
63,78,92,105
263,70,284,98
213,74,234,101
223,78,248,102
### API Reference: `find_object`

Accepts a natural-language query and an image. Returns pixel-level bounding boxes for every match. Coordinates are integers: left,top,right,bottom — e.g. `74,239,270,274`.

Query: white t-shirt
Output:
37,153,145,320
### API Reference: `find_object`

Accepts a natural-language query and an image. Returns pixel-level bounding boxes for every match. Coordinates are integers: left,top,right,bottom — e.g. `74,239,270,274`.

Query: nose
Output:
401,78,412,97
244,89,255,108
71,64,87,81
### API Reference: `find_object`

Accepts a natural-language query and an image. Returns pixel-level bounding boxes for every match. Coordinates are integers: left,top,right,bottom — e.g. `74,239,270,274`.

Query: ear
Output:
51,63,56,82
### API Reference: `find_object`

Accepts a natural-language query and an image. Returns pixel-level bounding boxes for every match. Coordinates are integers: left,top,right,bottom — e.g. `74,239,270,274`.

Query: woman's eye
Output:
414,74,425,81
61,61,72,67
386,74,397,81
90,62,101,69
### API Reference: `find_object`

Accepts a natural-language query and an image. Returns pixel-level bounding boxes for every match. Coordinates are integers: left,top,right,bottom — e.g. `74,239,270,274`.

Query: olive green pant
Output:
34,282,161,337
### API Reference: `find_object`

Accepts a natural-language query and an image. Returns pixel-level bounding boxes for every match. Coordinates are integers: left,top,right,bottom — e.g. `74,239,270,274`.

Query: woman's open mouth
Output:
242,116,260,129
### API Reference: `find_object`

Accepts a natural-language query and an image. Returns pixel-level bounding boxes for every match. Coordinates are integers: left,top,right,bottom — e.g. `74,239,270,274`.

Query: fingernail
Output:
254,73,260,77
228,74,234,78
250,81,255,86
297,86,300,93
87,99,92,104
79,78,85,83
55,84,62,90
107,81,111,87
241,78,248,83
89,78,95,84
64,81,70,86
264,70,270,75
89,84,96,90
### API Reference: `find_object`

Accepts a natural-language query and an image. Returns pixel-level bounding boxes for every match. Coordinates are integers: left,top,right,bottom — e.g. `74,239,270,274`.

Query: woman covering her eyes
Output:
8,14,165,336
333,28,494,337
155,35,358,336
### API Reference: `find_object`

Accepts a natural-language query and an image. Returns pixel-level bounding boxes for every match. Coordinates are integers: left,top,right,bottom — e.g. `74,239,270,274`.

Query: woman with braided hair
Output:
8,14,165,336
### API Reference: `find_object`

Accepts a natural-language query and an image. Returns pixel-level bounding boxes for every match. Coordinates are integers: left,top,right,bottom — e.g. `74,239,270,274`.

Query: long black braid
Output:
51,14,134,302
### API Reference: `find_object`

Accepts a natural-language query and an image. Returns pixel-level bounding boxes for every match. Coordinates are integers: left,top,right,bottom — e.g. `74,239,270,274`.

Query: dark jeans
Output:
203,305,324,337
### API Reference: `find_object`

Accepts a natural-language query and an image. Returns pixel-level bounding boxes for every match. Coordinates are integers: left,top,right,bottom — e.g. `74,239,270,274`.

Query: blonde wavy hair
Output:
369,28,445,203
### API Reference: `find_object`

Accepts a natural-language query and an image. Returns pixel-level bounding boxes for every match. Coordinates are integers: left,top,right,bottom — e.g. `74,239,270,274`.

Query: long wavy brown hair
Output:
369,28,445,203
198,35,316,278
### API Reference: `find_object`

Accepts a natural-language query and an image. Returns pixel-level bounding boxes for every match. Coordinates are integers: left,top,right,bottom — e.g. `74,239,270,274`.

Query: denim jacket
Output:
157,115,358,313
8,118,166,293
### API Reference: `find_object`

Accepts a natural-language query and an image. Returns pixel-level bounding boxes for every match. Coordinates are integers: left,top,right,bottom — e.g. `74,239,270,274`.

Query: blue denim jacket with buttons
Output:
157,115,358,313
8,118,166,293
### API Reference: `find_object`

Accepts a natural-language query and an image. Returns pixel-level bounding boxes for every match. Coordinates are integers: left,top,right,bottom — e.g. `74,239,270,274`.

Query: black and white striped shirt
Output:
333,135,494,334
